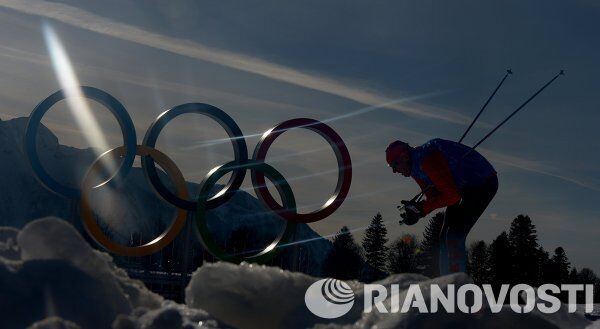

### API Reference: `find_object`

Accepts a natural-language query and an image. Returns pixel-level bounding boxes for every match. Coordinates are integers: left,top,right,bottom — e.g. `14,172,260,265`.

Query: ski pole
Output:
413,69,514,204
400,70,565,216
458,69,513,144
468,70,564,152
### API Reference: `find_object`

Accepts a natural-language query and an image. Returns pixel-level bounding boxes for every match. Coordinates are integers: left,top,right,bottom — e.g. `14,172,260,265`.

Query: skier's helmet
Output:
386,140,411,168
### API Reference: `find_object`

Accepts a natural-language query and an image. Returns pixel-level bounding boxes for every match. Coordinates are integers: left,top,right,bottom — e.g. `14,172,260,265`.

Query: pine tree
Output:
468,241,490,284
418,212,444,277
362,213,388,273
575,268,600,303
488,231,512,290
550,247,571,284
508,215,540,284
322,226,364,280
536,247,552,287
388,234,419,274
576,268,598,284
568,268,578,284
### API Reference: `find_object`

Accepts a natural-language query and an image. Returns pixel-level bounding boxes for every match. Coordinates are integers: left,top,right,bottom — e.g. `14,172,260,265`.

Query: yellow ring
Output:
80,145,189,256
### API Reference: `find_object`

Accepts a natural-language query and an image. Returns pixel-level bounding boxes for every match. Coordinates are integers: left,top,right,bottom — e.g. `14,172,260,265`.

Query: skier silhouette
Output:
386,138,498,275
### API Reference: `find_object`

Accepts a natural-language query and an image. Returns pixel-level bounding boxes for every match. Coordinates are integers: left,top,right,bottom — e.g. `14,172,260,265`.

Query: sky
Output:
0,0,598,272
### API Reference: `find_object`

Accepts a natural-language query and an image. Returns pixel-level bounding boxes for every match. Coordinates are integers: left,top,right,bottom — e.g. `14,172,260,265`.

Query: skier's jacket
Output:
410,138,496,214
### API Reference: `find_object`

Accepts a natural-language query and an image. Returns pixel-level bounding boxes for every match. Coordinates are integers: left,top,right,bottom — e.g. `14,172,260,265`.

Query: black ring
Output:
142,103,248,210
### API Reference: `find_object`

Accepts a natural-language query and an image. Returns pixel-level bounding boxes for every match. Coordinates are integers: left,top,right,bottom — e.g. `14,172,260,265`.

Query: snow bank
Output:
186,262,333,329
588,321,600,329
26,317,81,329
187,262,593,329
0,217,596,329
111,302,222,329
17,217,164,310
0,217,223,329
0,226,20,261
24,306,224,329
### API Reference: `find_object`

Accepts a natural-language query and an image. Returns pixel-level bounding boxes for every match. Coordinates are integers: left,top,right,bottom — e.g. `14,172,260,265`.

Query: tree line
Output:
321,212,599,302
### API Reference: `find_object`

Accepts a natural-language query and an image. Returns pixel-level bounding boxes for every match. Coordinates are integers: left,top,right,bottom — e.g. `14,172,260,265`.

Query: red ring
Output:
251,118,352,223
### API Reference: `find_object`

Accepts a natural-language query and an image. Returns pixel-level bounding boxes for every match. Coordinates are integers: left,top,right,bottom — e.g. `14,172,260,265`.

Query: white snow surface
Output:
0,217,223,329
187,262,596,329
27,317,81,329
1,217,599,329
0,226,20,261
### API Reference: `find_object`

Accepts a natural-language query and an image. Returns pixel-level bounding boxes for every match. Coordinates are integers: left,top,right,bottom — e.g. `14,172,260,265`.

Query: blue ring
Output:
24,86,137,199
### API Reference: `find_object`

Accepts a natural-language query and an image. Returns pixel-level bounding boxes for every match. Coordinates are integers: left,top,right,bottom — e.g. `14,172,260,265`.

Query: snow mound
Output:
0,218,153,329
186,262,327,329
112,302,222,329
339,274,590,329
0,217,595,329
0,217,226,329
0,226,20,261
186,262,593,329
27,317,81,329
26,305,226,329
17,217,164,310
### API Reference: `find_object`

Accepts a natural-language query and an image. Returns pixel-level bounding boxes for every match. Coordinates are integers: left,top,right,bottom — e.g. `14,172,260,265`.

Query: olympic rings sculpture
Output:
24,86,352,263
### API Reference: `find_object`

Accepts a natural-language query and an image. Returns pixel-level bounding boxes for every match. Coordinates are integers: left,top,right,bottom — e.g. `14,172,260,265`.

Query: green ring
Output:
196,160,297,264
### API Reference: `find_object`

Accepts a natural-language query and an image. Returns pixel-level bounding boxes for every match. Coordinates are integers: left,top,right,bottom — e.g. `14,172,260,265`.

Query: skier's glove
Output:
399,200,424,225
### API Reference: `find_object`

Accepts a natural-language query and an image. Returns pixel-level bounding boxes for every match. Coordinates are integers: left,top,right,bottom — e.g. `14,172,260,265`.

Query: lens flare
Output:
42,23,116,175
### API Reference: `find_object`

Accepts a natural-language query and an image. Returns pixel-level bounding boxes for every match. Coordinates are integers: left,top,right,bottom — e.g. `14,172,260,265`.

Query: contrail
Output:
4,2,597,195
0,0,469,125
179,91,445,151
482,148,600,192
0,44,307,117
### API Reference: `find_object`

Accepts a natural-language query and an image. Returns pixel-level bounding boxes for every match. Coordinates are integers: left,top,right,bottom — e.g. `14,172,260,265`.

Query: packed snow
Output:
0,217,598,329
0,217,222,329
0,226,20,262
186,262,594,329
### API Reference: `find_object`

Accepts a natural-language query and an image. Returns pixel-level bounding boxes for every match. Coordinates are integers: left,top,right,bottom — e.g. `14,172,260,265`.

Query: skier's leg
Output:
438,222,448,275
446,229,467,273
446,176,499,273
439,206,459,275
461,176,499,233
445,205,467,273
438,221,448,275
